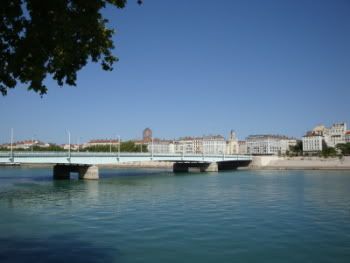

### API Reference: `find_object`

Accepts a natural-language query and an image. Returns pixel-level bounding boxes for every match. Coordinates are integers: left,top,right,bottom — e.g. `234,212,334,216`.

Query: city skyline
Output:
1,122,347,146
1,0,349,143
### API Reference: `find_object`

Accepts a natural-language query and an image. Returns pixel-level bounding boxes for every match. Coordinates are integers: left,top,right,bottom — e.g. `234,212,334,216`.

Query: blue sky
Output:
1,0,349,144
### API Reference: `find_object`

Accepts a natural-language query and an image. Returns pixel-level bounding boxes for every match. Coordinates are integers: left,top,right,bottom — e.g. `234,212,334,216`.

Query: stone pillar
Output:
53,164,71,180
79,165,99,180
173,163,189,173
200,162,218,172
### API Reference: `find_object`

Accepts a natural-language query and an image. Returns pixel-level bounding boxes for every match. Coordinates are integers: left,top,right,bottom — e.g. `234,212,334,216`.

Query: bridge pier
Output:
173,162,219,173
217,160,251,170
53,165,71,180
200,162,218,172
53,164,99,180
173,163,189,173
78,165,99,180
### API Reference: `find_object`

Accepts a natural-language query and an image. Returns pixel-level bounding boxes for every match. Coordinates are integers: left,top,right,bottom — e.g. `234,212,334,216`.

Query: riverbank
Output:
3,157,350,170
249,156,350,170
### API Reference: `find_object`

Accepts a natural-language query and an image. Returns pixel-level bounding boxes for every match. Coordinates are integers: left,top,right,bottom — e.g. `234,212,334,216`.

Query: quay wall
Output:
250,156,350,170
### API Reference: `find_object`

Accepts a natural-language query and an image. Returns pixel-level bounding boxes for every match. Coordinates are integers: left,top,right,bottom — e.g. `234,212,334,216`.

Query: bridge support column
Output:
200,162,218,172
53,164,99,180
79,165,99,180
53,164,71,180
173,163,189,173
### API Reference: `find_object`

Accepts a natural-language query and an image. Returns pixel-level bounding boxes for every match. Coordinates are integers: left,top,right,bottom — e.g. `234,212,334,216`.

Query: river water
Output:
0,167,349,262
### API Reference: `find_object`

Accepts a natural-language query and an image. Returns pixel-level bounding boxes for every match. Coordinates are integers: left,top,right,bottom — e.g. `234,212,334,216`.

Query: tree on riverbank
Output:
0,141,147,152
0,144,64,152
336,143,350,156
82,141,147,152
287,140,303,156
0,0,142,96
321,145,337,158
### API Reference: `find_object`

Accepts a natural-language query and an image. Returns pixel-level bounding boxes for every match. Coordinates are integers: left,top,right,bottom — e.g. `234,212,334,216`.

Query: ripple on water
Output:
1,168,350,262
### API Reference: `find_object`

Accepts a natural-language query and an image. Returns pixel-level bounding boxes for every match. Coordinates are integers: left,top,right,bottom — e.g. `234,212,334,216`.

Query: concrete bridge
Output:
0,152,252,179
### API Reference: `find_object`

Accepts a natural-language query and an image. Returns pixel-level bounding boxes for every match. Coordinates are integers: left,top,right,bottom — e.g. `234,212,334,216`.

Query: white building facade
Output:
147,141,174,154
329,123,347,147
246,135,294,155
238,141,247,154
202,135,226,154
346,131,350,143
302,135,323,152
309,122,347,148
174,138,196,154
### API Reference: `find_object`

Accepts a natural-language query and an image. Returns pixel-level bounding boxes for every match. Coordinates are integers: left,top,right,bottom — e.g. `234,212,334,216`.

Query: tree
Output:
0,0,142,96
336,143,350,156
321,144,337,158
289,140,303,156
82,141,147,152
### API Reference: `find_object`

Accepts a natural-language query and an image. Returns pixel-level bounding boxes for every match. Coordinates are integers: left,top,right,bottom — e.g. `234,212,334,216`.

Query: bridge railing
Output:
0,151,252,160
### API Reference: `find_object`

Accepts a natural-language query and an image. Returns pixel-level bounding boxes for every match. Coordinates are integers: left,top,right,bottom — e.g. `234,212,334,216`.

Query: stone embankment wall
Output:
250,156,350,170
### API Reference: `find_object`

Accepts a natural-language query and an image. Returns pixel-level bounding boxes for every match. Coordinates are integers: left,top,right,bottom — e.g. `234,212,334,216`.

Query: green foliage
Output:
82,145,117,152
336,143,350,156
288,140,303,156
321,145,337,158
83,141,147,153
32,145,64,151
0,141,148,153
0,0,141,96
0,144,64,152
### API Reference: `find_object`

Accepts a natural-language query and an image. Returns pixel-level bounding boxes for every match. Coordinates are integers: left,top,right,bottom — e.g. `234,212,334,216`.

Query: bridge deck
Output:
0,152,252,165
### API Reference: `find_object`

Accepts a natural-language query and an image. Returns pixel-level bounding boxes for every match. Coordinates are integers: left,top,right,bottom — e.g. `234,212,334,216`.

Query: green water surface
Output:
0,167,350,262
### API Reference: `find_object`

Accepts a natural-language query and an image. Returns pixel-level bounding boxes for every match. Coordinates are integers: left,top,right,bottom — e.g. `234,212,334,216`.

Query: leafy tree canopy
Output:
83,141,147,152
0,0,142,96
336,143,350,156
289,140,303,155
321,144,337,158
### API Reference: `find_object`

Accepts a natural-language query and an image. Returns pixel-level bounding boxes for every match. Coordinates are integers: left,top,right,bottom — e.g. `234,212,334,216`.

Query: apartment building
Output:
302,134,323,152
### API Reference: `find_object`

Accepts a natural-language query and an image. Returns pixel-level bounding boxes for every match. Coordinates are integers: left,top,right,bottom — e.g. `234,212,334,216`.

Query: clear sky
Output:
1,0,349,144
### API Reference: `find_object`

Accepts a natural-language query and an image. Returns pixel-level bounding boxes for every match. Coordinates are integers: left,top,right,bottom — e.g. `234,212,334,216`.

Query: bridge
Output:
0,152,252,180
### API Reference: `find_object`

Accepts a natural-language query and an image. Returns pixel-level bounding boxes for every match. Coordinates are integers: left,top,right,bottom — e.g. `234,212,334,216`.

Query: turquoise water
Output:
0,167,350,262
